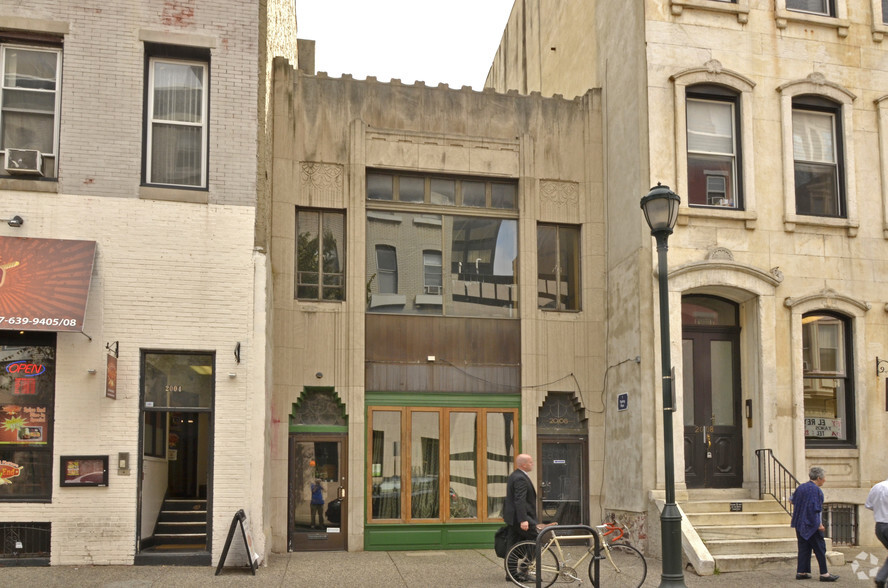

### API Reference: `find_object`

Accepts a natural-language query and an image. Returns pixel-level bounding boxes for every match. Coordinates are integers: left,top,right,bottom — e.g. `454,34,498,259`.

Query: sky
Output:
294,0,516,90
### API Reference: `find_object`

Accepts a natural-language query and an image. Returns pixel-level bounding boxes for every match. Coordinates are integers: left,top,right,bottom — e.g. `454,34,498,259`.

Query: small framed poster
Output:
60,455,109,487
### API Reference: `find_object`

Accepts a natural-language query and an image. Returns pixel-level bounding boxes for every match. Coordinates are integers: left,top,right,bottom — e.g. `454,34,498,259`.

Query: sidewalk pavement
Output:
0,549,876,587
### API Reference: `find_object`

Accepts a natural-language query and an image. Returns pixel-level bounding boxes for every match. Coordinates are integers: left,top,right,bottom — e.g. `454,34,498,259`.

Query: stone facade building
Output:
487,0,888,564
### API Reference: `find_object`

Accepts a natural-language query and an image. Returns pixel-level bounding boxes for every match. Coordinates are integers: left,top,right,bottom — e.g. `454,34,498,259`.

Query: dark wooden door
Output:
682,328,742,488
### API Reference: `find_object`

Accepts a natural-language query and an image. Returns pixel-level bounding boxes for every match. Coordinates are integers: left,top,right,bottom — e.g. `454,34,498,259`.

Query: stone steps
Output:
680,493,845,574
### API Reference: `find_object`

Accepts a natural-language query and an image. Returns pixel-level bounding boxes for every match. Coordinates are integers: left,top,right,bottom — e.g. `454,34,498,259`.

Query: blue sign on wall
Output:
617,393,628,411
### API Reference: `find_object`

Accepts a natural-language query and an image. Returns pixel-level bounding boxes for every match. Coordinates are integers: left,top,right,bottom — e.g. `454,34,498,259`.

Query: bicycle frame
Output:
533,524,601,588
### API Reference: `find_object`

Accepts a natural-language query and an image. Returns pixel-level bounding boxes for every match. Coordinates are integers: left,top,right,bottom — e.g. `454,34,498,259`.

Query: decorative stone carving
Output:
291,389,347,426
706,247,733,261
705,59,723,75
540,180,579,209
300,162,343,201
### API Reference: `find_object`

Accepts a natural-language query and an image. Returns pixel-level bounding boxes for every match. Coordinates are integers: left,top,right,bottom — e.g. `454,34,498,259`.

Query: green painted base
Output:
364,523,501,551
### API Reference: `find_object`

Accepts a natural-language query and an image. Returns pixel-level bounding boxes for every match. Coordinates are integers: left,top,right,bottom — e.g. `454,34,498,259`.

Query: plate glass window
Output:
802,313,854,444
147,58,208,187
0,45,61,177
537,224,580,311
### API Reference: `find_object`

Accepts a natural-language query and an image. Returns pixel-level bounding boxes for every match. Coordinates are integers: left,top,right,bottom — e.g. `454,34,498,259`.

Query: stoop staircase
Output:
681,489,844,573
149,497,208,551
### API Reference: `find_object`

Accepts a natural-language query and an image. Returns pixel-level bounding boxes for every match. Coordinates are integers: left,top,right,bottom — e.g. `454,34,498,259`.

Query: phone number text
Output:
0,316,78,327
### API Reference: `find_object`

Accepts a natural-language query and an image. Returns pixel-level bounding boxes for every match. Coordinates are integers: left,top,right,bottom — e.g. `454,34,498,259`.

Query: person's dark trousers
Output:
876,522,888,585
505,525,537,579
796,530,829,575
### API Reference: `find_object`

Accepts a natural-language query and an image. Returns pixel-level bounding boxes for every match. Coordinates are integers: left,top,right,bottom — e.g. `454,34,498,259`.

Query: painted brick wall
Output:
0,0,260,206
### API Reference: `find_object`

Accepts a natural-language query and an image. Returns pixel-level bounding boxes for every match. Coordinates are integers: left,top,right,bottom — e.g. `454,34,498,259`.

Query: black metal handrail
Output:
756,448,800,515
534,524,600,588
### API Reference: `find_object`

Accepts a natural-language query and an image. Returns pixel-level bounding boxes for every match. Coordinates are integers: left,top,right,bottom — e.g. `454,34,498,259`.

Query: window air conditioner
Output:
4,149,44,176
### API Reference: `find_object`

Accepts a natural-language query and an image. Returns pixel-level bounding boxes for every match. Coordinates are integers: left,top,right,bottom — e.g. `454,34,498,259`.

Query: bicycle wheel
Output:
589,543,647,588
504,540,560,588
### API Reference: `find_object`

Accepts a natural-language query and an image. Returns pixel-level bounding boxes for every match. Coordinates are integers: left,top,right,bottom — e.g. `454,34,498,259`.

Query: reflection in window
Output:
371,411,402,519
537,224,580,311
430,179,455,205
366,213,517,317
491,183,517,209
423,250,442,295
296,209,345,300
487,411,514,519
793,102,842,217
142,352,214,408
368,408,515,523
411,411,440,519
449,412,478,519
367,172,393,200
462,181,486,207
687,92,739,208
802,313,853,443
375,245,398,294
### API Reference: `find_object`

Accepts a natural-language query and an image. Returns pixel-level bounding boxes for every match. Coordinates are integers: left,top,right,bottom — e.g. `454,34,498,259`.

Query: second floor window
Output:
792,98,843,217
296,209,345,301
0,44,61,178
686,89,740,209
145,50,208,188
537,224,580,311
375,245,398,294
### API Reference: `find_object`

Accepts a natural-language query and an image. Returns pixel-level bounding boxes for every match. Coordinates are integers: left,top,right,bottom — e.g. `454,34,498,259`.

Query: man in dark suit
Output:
503,453,539,550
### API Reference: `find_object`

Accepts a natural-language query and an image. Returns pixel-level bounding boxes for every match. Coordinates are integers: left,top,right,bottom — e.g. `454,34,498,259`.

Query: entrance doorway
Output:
136,351,213,564
537,438,587,525
536,392,588,526
682,296,742,488
288,435,347,551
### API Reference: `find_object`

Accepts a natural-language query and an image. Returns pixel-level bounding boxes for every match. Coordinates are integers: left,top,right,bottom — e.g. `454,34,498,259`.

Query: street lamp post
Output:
640,183,686,588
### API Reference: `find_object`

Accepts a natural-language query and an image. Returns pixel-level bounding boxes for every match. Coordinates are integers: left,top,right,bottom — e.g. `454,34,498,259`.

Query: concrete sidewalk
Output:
0,549,873,587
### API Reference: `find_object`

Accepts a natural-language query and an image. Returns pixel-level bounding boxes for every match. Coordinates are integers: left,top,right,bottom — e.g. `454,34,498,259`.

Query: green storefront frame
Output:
364,391,521,551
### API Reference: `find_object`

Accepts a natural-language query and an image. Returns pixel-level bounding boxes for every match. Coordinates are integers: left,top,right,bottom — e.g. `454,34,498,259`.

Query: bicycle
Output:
504,521,647,587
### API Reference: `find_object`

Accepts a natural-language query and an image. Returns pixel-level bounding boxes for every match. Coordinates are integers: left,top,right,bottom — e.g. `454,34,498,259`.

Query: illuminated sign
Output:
5,361,46,377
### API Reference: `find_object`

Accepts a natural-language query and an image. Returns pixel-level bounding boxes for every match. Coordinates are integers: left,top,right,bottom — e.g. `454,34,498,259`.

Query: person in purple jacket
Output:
791,466,838,582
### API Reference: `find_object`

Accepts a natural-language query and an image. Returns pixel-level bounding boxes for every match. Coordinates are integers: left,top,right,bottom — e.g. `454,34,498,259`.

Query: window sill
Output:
0,177,58,193
415,294,443,306
670,0,749,23
784,213,858,237
678,206,758,229
139,185,208,204
805,446,859,457
776,9,849,37
874,21,888,42
369,294,406,308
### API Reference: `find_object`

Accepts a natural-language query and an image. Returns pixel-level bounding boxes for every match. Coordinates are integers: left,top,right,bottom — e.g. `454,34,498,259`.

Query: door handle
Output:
338,486,346,500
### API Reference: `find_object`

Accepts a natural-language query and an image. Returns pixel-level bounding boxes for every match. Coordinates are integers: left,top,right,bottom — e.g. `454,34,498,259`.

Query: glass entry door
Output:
288,434,347,551
537,438,587,526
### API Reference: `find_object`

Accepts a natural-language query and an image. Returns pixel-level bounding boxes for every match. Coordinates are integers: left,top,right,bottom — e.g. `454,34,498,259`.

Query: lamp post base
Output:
659,502,687,587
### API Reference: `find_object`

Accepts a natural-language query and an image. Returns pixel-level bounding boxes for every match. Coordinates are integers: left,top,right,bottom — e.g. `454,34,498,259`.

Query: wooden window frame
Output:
366,406,517,524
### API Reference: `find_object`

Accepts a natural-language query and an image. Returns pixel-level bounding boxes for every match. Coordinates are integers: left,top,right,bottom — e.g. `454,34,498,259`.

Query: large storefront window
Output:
368,407,515,523
366,172,519,318
0,332,55,501
802,312,854,445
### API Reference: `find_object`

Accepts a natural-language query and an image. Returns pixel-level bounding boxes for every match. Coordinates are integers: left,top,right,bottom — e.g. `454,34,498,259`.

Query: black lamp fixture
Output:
640,183,686,588
1,215,23,228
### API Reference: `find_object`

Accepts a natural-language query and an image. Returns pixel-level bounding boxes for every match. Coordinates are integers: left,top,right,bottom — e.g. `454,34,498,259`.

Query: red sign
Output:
0,405,47,444
5,361,46,376
106,354,117,400
0,236,96,333
0,460,22,480
13,378,36,395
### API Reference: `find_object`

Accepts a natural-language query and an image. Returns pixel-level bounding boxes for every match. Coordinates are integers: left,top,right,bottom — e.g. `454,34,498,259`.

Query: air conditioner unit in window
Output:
4,149,44,176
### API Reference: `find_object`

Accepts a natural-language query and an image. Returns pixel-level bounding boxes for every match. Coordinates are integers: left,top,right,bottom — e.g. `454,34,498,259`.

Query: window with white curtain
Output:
0,44,61,177
792,101,843,217
686,91,739,208
145,55,208,188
